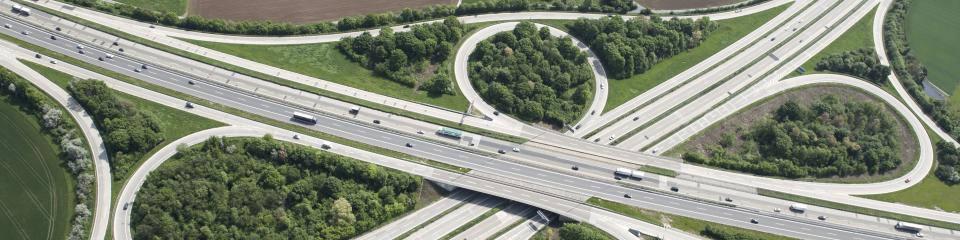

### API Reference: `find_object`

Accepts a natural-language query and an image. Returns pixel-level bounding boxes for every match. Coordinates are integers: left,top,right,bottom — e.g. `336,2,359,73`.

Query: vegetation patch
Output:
116,0,186,15
814,48,890,85
863,134,960,213
587,197,795,240
0,67,94,240
904,0,960,100
531,222,616,240
675,86,917,182
131,136,423,239
469,21,594,127
795,8,875,77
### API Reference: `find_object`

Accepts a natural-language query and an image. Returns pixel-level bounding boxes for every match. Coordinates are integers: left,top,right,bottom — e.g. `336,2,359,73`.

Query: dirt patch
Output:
636,0,747,10
676,85,919,182
415,180,448,209
189,0,456,24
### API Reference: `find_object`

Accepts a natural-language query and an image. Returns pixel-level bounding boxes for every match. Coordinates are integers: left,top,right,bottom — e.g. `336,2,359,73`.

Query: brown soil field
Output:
636,0,748,10
189,0,456,24
671,85,919,183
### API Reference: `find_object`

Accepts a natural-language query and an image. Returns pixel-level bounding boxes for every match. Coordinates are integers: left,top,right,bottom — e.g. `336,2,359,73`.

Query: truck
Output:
789,203,808,212
895,222,923,232
437,127,462,139
614,168,645,179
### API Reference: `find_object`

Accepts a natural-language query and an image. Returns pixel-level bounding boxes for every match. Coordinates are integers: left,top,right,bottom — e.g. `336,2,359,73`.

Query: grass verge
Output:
12,0,527,144
441,201,509,240
792,7,876,78
640,165,679,177
114,0,186,15
758,188,960,230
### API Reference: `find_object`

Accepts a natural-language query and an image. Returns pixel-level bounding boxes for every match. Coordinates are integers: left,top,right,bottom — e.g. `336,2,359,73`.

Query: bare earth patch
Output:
189,0,456,24
674,85,918,183
636,0,747,10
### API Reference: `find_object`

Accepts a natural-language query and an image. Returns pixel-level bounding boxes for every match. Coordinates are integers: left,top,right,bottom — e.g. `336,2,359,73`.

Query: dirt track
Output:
636,0,747,10
189,0,456,24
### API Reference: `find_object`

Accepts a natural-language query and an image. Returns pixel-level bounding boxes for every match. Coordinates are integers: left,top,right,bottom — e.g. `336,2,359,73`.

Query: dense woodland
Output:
683,96,903,178
566,16,718,79
935,141,960,184
59,0,632,36
469,22,593,126
339,17,463,95
815,48,890,85
884,0,960,184
132,136,421,239
1,68,93,240
67,80,163,178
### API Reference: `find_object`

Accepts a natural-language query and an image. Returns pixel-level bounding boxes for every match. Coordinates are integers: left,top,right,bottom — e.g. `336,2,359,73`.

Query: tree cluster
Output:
557,223,614,240
566,16,718,79
131,136,421,239
683,96,904,178
67,80,163,177
338,17,463,95
701,225,764,240
815,48,890,84
883,0,960,186
469,22,594,126
60,0,632,36
0,67,94,240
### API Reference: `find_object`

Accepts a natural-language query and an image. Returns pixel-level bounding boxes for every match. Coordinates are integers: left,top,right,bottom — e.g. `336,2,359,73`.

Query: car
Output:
49,60,57,64
123,202,131,210
292,134,300,140
916,232,924,238
670,186,679,192
493,111,500,116
750,218,759,224
512,147,520,152
105,54,114,59
134,68,141,73
55,26,61,31
608,135,615,140
591,110,596,115
98,57,104,61
320,142,331,149
141,64,148,69
571,166,579,171
817,216,827,221
403,25,411,28
614,176,622,180
600,84,604,89
49,35,56,40
185,102,193,108
118,48,124,52
498,149,506,154
633,116,639,121
770,37,775,41
76,45,83,49
373,119,381,124
149,25,155,28
593,138,600,142
187,80,195,85
35,53,41,58
3,24,10,28
774,208,782,213
623,194,631,198
78,49,84,54
112,41,119,46
724,197,733,202
21,31,29,35
417,130,424,134
405,143,413,148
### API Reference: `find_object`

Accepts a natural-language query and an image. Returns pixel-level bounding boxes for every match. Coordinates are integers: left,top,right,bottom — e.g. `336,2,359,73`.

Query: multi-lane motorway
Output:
0,7,915,239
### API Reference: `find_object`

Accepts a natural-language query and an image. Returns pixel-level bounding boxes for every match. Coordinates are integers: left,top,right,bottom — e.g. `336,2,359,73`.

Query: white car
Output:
512,147,520,152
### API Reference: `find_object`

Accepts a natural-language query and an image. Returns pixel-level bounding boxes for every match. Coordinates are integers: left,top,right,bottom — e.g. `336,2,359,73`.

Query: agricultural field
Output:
0,99,72,240
189,0,456,23
904,0,960,106
117,0,187,15
635,0,748,10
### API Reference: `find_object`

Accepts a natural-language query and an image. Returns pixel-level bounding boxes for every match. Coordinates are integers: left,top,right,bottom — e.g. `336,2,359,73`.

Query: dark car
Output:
571,166,579,171
185,102,194,108
405,143,413,148
623,194,631,198
50,35,56,40
188,80,195,85
750,218,759,224
725,197,733,202
614,176,622,180
55,26,62,31
818,216,827,221
497,149,506,154
670,186,679,192
373,119,381,124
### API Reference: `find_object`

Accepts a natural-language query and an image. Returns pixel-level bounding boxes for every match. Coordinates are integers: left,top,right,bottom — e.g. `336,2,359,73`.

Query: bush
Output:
566,16,718,79
815,48,890,84
558,223,613,240
468,22,593,126
701,225,764,240
685,96,903,178
131,136,421,239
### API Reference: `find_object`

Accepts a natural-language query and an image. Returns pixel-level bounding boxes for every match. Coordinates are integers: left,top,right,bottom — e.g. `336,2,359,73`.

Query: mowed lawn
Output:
904,0,960,108
181,39,471,111
117,0,187,15
0,98,73,240
795,7,876,76
603,3,790,112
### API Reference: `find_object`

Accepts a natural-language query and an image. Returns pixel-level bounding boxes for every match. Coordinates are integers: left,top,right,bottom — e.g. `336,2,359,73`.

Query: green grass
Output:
758,188,960,231
0,97,73,240
115,0,187,15
905,0,960,104
587,197,794,239
602,3,790,112
794,7,877,77
862,125,960,213
639,165,679,177
179,39,470,112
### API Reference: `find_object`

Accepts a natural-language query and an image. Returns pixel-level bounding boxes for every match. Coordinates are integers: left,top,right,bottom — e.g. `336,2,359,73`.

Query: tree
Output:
331,197,357,226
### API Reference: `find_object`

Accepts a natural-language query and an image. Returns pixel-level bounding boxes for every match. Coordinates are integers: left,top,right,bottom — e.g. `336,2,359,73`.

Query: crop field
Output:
0,99,72,240
189,0,456,24
903,0,960,106
636,0,748,10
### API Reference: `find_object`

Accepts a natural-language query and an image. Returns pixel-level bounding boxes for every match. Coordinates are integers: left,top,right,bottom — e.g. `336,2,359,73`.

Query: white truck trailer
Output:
615,168,645,179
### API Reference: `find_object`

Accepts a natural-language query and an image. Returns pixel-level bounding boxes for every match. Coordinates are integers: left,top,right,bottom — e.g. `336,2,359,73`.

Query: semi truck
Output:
895,222,923,232
615,168,645,179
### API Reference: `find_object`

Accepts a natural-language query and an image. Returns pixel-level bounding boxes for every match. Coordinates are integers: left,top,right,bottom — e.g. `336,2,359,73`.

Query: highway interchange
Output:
1,0,957,239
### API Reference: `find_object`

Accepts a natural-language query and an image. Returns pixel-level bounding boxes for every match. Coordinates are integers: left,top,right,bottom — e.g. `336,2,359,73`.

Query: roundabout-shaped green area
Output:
131,137,423,239
468,22,594,127
674,86,918,182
